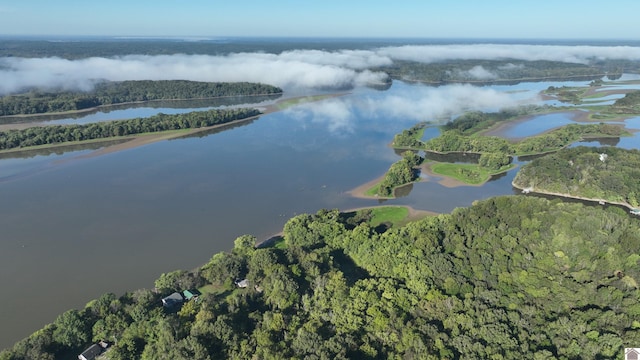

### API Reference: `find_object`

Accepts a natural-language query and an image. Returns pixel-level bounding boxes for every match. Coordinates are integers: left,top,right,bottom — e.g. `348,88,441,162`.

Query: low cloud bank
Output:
0,52,389,95
1,43,640,95
378,44,640,64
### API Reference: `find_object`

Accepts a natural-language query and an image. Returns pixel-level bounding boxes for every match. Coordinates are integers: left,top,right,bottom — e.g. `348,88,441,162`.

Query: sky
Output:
1,0,639,39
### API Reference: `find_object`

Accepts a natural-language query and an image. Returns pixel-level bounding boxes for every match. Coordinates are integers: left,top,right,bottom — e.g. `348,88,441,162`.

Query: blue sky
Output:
0,0,639,39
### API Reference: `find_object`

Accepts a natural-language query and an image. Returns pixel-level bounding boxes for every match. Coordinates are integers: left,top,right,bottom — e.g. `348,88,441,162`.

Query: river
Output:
1,78,639,349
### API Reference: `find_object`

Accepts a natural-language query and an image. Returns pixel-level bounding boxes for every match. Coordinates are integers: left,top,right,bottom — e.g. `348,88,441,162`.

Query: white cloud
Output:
286,99,355,133
377,44,640,64
287,83,531,133
2,43,640,96
498,63,525,70
463,65,497,80
0,52,391,95
361,84,521,121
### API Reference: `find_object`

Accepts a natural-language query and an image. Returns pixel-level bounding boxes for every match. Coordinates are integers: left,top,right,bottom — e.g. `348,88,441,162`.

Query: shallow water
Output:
500,112,578,138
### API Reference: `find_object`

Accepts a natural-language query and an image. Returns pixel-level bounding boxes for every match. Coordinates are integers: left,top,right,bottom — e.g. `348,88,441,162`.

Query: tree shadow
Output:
330,250,369,286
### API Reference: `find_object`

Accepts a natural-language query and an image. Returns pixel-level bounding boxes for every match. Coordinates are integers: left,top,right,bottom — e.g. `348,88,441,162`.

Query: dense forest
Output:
392,122,428,149
2,196,640,359
440,108,544,135
514,146,640,207
0,80,282,116
0,108,261,150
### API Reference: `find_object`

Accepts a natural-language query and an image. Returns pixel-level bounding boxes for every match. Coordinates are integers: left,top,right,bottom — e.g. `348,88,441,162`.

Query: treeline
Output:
0,80,282,116
425,122,627,155
611,90,640,113
441,106,543,135
3,196,640,359
376,151,422,197
514,146,640,206
391,122,427,148
0,108,261,150
376,59,622,84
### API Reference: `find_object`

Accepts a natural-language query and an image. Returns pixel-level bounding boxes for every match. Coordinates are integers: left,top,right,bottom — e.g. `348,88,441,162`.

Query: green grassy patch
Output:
431,163,516,185
365,184,381,197
369,206,410,228
198,283,228,296
270,236,287,250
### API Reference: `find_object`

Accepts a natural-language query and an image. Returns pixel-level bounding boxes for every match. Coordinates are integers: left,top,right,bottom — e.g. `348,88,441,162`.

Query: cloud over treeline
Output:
0,53,388,95
1,43,640,95
377,44,640,64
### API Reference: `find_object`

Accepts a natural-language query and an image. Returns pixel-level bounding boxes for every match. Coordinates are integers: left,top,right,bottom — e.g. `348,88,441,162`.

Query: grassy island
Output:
4,196,640,359
430,162,516,185
390,107,629,185
514,146,640,208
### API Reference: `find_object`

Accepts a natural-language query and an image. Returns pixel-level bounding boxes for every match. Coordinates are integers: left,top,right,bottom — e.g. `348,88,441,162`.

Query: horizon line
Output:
1,34,640,42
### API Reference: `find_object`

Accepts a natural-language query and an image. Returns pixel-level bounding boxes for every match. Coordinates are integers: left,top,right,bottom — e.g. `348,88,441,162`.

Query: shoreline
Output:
0,92,284,121
256,204,438,247
479,109,595,139
347,162,491,199
511,182,638,213
0,93,349,160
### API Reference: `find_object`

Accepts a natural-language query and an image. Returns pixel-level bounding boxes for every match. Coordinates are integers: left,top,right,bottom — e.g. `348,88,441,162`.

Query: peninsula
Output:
513,146,640,212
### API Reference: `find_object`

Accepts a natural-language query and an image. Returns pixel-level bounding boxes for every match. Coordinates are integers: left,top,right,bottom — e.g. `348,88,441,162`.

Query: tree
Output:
52,309,91,348
154,270,188,293
233,234,257,257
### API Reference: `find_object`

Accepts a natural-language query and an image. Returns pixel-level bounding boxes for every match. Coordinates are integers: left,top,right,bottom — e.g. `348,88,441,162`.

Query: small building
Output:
78,344,102,360
626,348,640,360
183,289,201,301
161,292,184,308
631,209,640,216
183,289,195,300
235,279,249,288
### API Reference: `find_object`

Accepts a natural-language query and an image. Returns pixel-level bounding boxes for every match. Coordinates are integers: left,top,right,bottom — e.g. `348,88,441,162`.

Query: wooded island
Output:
0,80,282,116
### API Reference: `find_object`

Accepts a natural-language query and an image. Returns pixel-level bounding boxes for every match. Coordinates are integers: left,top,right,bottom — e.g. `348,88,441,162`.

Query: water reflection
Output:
0,139,127,160
1,75,640,350
394,183,414,198
0,94,281,126
501,113,577,138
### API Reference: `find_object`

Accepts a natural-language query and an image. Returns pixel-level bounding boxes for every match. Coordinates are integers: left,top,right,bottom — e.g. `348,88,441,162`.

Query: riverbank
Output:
0,93,348,160
0,92,284,122
347,161,501,198
480,109,592,139
256,204,438,247
511,182,638,213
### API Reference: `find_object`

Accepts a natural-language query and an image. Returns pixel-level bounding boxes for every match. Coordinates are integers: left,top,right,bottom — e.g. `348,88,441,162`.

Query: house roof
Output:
78,344,102,360
161,292,184,307
183,290,194,300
